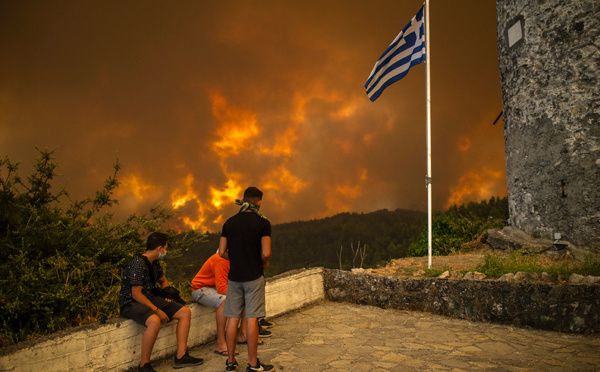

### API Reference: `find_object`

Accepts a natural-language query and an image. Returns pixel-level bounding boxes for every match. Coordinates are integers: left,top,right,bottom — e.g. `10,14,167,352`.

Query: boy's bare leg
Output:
141,315,161,366
172,306,192,358
237,309,247,342
237,309,263,345
246,317,259,367
215,301,228,353
225,316,240,364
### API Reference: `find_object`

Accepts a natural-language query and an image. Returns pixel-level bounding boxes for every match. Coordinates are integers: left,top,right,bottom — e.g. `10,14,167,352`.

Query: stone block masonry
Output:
0,268,324,372
496,0,600,249
324,269,600,334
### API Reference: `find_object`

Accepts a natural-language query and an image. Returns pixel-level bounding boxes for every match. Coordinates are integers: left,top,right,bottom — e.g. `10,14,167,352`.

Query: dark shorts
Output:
120,295,184,326
223,276,265,319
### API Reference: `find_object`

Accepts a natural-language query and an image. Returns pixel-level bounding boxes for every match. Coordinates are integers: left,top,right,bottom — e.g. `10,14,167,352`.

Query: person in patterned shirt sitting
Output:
119,232,204,371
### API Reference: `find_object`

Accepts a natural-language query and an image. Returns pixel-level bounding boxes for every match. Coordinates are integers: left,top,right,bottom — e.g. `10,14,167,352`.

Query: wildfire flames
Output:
114,89,505,232
161,93,313,231
445,169,505,210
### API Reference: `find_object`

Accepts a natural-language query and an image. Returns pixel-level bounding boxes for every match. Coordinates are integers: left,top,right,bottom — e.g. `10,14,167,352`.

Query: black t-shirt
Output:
221,211,271,282
118,255,164,310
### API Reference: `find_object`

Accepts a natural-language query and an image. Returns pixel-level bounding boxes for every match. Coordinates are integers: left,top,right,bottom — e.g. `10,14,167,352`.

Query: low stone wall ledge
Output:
323,269,600,334
0,268,325,372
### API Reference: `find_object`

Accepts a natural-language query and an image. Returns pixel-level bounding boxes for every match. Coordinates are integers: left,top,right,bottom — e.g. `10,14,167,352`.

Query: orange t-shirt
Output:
191,253,230,295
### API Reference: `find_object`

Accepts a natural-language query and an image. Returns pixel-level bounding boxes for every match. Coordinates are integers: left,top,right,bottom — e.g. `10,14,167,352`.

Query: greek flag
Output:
365,6,425,102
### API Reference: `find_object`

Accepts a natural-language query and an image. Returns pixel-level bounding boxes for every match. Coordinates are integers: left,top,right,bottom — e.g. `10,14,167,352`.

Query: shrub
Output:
407,198,507,257
0,148,204,345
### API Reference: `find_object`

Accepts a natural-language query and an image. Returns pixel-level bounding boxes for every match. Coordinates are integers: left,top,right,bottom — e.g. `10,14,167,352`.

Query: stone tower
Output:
495,0,599,250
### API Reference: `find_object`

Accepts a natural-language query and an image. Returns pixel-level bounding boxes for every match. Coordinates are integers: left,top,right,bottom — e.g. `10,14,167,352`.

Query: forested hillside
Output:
168,197,510,281
168,208,427,280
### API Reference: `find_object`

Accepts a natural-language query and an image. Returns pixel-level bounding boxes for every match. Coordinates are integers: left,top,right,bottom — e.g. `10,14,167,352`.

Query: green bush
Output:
407,198,507,257
0,148,204,346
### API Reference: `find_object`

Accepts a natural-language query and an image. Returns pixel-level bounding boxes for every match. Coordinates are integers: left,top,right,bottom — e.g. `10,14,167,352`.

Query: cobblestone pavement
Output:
153,301,600,371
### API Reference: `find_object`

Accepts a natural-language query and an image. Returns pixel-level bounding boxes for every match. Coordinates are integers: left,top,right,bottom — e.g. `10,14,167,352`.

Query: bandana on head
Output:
235,199,268,220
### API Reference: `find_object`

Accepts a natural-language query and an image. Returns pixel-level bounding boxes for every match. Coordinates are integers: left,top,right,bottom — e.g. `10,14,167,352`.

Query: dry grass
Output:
371,242,600,279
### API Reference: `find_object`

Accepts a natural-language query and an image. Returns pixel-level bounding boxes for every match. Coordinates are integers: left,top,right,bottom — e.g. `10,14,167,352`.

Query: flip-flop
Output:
214,350,239,356
238,340,264,346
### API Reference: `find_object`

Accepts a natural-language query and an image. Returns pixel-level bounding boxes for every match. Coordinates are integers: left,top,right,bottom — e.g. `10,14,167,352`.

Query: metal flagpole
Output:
425,0,432,269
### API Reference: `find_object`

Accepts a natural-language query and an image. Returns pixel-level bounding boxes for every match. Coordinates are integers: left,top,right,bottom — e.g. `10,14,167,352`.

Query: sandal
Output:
238,339,264,346
214,350,239,356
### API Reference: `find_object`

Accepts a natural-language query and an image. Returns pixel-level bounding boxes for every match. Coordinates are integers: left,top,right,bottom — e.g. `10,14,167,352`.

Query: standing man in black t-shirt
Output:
218,187,274,372
119,232,204,371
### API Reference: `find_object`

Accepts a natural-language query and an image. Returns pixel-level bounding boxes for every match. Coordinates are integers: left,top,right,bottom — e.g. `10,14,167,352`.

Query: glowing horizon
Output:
0,1,506,233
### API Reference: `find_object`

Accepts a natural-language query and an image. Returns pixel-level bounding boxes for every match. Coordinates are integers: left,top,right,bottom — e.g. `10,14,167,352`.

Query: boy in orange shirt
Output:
192,253,267,356
192,252,234,355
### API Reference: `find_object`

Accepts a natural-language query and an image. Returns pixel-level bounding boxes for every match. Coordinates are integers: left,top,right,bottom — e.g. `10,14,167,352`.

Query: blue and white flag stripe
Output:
365,6,425,102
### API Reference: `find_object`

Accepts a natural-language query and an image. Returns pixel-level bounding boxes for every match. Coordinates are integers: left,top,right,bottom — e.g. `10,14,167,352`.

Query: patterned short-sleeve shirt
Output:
119,255,164,309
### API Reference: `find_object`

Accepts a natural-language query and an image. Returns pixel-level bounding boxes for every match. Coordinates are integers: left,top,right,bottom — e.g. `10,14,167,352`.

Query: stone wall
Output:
323,269,600,334
495,0,600,249
0,268,324,372
3,267,600,371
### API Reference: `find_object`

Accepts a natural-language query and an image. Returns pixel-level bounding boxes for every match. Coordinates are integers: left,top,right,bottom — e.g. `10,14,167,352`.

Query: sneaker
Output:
258,325,272,338
173,351,204,369
138,363,156,372
226,359,239,371
258,318,274,328
246,358,274,372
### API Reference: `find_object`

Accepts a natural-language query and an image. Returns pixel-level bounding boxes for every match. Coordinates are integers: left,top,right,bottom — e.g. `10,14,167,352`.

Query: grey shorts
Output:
223,276,265,319
191,287,226,308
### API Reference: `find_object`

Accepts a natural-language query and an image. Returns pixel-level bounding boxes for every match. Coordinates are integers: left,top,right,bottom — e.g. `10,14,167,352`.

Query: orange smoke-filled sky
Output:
0,0,506,232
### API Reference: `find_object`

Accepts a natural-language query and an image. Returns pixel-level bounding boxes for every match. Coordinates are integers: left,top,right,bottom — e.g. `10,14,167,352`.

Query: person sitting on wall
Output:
119,232,204,372
191,252,271,357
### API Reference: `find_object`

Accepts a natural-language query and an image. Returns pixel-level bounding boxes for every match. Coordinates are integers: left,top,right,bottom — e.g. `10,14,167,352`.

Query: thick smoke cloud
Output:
0,0,506,232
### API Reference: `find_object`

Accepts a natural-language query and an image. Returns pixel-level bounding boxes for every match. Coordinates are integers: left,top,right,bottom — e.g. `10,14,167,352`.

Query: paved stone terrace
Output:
153,301,600,371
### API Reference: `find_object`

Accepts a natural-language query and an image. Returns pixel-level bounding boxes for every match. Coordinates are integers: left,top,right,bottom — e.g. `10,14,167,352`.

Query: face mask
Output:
158,248,167,260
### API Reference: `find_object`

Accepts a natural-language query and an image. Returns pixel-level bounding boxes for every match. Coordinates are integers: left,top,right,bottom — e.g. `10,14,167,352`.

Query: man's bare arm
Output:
157,275,169,289
261,236,271,263
218,236,229,260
